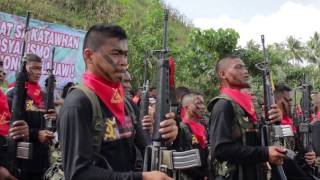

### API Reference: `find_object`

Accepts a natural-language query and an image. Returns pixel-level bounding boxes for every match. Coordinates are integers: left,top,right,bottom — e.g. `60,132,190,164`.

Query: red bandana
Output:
11,82,44,108
220,87,257,123
317,112,320,121
25,82,44,108
182,116,207,149
0,90,10,136
281,115,296,134
82,72,125,126
180,107,187,118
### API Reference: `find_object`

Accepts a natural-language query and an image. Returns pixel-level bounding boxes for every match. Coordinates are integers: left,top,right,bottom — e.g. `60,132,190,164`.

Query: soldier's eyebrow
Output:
110,47,128,55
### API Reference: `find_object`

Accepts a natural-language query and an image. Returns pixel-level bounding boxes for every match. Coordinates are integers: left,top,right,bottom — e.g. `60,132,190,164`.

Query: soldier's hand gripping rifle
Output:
44,47,56,131
7,11,33,174
143,8,201,179
257,35,289,180
139,52,150,134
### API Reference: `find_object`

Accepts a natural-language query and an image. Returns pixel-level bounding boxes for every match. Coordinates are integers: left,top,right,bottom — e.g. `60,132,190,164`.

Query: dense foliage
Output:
1,0,319,99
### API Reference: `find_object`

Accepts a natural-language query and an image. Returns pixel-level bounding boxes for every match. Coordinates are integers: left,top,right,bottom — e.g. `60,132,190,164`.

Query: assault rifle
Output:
7,11,33,174
299,76,313,153
44,47,56,131
257,35,289,180
143,8,201,179
139,52,150,134
296,76,317,176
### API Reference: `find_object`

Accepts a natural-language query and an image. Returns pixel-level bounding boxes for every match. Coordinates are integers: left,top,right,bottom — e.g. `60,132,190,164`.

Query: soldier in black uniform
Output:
178,92,208,180
274,84,316,180
7,54,57,180
208,55,285,180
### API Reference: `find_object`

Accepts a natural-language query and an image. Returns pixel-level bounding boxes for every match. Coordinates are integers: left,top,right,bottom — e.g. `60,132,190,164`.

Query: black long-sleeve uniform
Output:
58,88,146,180
7,88,50,180
176,121,208,179
209,99,269,180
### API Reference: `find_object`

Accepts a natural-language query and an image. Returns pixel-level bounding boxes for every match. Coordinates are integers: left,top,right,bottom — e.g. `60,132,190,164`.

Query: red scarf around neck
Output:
0,89,10,136
82,72,125,126
281,115,296,134
11,81,44,108
220,87,257,123
182,116,207,149
180,107,187,118
25,82,44,108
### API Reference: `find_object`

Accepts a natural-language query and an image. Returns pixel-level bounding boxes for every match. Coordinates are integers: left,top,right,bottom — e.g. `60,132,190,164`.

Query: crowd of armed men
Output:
0,23,320,180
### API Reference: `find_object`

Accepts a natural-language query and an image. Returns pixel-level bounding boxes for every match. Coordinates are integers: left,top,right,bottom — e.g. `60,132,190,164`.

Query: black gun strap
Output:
70,85,112,170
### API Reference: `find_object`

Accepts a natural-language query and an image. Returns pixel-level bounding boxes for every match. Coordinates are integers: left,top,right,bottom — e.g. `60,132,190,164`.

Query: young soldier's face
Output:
86,37,128,83
26,61,42,83
281,91,293,117
190,95,205,118
223,58,250,88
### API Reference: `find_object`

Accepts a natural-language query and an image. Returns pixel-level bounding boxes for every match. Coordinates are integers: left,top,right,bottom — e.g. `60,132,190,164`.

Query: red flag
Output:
169,56,175,89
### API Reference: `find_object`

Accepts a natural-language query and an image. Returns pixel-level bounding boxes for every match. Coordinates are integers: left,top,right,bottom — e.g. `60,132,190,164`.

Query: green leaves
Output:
174,28,239,98
1,0,320,96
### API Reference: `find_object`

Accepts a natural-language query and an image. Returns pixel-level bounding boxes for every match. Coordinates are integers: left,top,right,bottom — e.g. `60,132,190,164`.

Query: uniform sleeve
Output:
58,90,142,180
209,99,269,165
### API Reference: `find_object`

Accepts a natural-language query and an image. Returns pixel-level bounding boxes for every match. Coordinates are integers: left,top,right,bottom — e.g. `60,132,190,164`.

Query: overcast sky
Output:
168,0,320,46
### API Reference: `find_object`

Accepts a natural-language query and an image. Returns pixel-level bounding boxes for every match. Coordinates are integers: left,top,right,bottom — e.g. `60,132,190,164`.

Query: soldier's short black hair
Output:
214,54,240,80
175,86,191,102
45,76,56,87
274,84,292,98
275,84,292,93
25,53,41,63
149,87,156,92
181,91,204,107
61,82,75,99
83,24,127,52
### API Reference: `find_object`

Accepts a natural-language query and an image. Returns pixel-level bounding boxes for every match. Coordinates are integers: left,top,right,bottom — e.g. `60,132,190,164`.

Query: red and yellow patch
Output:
111,88,123,104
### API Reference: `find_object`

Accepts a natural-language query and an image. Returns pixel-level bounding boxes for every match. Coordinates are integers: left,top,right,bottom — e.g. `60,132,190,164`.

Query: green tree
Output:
176,28,239,98
306,32,320,66
285,36,305,65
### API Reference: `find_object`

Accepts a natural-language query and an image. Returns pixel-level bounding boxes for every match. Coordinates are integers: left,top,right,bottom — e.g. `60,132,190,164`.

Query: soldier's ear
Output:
83,48,94,65
219,70,226,80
